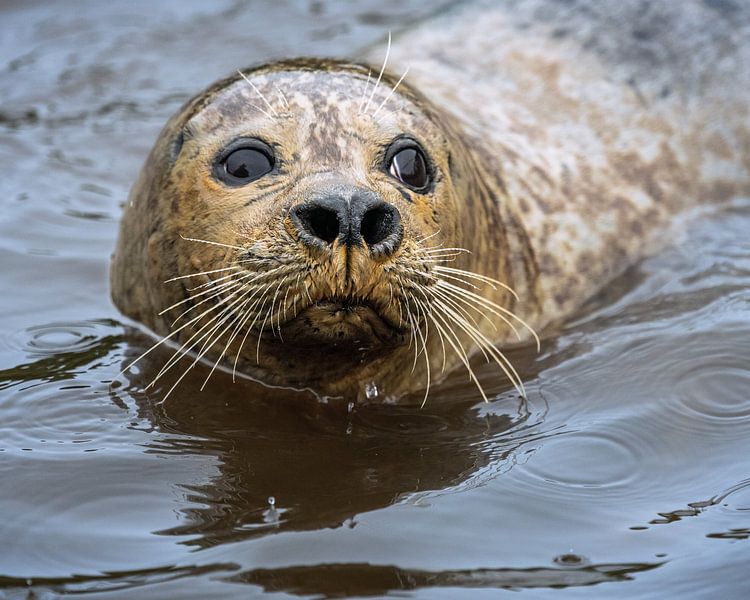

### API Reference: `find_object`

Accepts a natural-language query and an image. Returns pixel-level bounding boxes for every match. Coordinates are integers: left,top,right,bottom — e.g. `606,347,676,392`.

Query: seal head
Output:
111,59,522,401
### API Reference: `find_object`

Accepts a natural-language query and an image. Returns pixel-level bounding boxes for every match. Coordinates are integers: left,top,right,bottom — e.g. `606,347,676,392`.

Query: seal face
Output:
111,60,528,401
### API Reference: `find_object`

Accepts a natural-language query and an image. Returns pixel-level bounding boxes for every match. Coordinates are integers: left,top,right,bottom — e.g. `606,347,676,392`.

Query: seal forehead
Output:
187,68,435,140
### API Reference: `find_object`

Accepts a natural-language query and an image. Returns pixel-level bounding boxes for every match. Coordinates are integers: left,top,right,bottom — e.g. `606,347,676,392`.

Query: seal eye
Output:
216,140,275,185
386,142,430,191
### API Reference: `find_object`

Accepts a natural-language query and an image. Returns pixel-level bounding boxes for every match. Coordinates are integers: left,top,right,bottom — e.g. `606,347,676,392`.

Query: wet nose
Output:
291,189,402,258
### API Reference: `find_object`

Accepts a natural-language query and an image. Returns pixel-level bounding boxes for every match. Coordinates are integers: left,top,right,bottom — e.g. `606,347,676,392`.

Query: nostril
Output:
360,204,403,259
361,205,397,247
295,206,340,245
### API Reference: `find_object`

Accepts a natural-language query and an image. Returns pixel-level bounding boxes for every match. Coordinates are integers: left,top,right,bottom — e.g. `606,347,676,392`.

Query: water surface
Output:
1,1,749,598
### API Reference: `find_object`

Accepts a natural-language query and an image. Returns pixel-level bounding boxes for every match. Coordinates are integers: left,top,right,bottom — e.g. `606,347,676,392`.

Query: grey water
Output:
1,1,749,598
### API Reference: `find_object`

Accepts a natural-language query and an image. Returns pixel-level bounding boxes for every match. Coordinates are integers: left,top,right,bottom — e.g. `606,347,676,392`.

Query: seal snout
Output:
290,187,403,259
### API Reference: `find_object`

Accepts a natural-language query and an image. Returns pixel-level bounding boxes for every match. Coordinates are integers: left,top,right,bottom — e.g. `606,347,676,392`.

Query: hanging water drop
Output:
364,381,379,400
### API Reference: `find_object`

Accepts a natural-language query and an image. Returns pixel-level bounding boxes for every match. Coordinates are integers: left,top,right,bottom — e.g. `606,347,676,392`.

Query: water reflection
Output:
227,560,661,596
114,338,541,549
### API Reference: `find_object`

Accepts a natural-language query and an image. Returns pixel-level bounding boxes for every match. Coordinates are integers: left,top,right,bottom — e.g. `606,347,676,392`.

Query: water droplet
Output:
263,496,279,525
364,381,379,400
553,553,588,567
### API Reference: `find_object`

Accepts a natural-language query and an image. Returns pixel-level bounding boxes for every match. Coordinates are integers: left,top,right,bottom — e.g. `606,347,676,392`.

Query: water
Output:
2,1,750,598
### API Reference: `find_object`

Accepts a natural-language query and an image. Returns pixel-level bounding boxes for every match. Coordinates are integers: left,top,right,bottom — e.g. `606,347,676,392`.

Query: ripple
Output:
14,320,114,356
523,430,640,490
25,323,100,354
661,332,750,436
0,380,129,453
553,553,590,568
674,362,750,423
1,320,123,395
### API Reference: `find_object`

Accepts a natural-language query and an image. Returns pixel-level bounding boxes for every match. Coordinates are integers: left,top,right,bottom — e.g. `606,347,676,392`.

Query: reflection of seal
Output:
111,1,750,402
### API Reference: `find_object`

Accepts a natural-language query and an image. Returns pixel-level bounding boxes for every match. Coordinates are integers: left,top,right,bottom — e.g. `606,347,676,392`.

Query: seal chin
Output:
282,299,404,347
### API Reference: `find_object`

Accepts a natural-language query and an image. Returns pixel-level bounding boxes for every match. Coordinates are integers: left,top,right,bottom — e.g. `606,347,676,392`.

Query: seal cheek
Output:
145,231,172,329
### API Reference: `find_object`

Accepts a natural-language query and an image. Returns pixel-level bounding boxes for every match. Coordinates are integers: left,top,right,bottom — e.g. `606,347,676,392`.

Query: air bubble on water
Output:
364,381,378,400
263,495,279,525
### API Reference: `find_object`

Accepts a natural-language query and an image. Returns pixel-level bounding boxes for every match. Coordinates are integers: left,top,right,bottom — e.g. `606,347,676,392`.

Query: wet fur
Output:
111,0,750,403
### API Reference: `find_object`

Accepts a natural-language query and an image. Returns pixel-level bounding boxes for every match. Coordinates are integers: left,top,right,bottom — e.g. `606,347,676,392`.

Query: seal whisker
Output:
281,278,293,324
179,235,245,251
412,267,481,291
403,293,420,373
198,295,256,391
237,70,279,118
228,278,278,369
168,279,246,326
433,297,525,397
149,285,250,387
185,264,285,292
219,272,286,383
358,68,372,113
153,278,263,381
165,267,283,321
160,298,251,401
426,305,489,403
429,284,497,334
422,255,462,263
212,270,298,381
292,272,303,318
255,293,276,364
199,282,276,391
372,66,409,119
410,295,432,407
164,265,242,283
362,31,391,115
414,229,442,245
395,283,404,327
423,248,472,257
231,281,278,379
266,277,287,341
150,309,231,394
433,265,519,300
413,295,447,373
158,276,244,317
273,83,290,109
435,279,539,349
434,282,521,341
119,279,250,378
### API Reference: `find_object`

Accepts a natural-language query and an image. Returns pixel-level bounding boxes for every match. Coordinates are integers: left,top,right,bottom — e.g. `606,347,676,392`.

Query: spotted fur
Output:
111,0,750,402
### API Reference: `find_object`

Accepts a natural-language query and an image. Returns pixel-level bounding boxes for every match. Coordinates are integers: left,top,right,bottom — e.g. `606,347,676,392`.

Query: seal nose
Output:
291,189,403,258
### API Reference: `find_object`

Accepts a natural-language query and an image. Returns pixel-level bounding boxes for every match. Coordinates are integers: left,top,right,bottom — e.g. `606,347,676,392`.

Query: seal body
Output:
111,0,750,401
382,0,750,324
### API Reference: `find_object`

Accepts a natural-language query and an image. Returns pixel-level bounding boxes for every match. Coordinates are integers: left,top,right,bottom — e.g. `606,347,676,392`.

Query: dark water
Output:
2,1,750,598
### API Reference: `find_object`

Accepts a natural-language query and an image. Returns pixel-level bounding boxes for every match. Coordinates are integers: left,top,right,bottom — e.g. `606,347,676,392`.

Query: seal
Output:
111,0,750,403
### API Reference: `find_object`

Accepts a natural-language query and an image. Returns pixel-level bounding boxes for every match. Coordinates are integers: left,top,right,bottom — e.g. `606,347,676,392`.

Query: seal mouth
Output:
280,297,405,346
